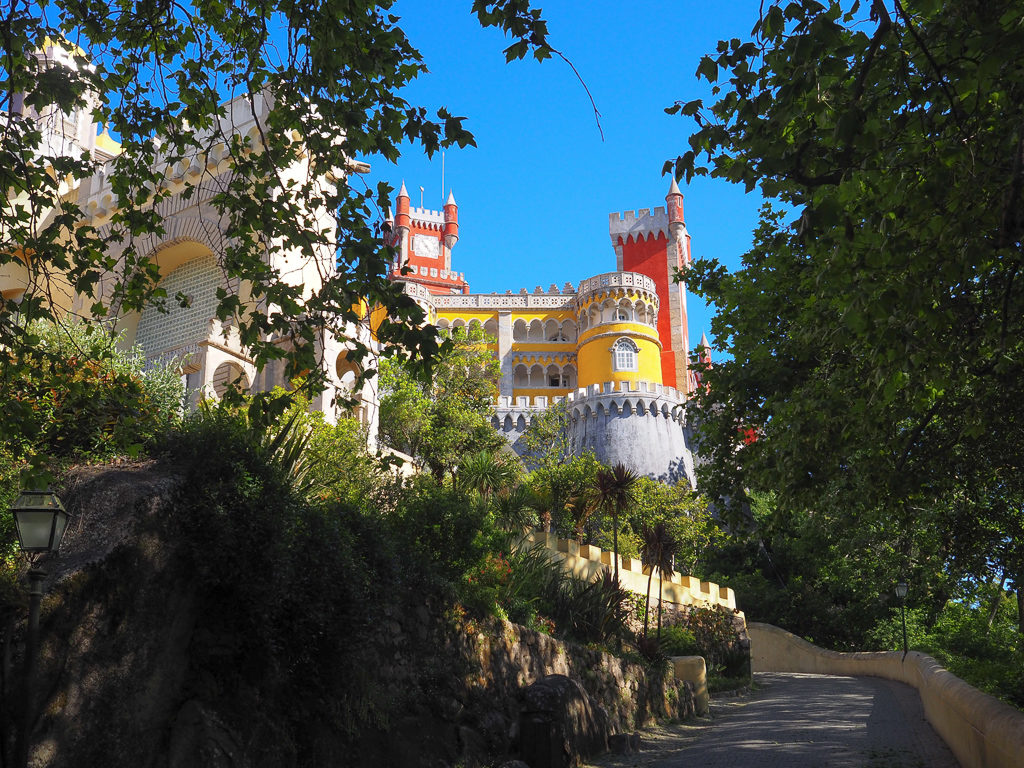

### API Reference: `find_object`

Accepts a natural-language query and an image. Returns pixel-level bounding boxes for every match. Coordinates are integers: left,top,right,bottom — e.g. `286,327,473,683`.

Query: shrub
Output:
662,604,749,677
389,476,496,591
164,405,403,743
3,319,182,474
659,625,700,657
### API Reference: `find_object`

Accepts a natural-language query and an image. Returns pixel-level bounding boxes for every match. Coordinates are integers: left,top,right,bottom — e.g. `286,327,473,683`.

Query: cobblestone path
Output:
584,672,961,768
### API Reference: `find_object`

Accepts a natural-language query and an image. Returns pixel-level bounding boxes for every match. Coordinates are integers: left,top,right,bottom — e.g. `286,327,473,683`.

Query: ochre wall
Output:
526,531,738,613
576,325,661,388
749,622,1024,768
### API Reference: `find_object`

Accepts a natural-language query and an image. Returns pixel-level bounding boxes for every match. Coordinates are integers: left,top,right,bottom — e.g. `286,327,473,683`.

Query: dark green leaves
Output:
670,0,1024,594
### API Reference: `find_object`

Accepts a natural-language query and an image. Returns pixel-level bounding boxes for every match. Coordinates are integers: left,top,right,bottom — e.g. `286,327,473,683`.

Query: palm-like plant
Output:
566,488,599,540
459,449,519,498
492,484,538,532
641,522,679,637
594,463,639,586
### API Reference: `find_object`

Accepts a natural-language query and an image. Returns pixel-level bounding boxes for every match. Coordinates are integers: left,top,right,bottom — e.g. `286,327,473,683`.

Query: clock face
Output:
413,234,440,260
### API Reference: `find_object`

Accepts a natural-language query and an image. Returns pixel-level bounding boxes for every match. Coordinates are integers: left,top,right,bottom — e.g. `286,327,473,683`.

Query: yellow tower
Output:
574,272,662,389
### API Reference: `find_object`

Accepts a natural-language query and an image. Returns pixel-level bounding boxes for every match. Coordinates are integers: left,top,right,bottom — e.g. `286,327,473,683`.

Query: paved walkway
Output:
584,673,961,768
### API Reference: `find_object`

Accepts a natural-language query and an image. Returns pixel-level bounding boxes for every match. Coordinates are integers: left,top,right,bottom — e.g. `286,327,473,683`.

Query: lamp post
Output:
895,580,909,661
10,489,71,768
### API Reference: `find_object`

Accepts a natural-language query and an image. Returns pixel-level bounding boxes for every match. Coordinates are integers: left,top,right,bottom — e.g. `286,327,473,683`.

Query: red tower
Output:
387,183,468,294
608,178,692,391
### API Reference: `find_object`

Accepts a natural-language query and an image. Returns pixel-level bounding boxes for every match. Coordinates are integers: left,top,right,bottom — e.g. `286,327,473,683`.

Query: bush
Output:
389,476,496,590
659,625,700,657
662,604,749,678
3,319,182,473
164,405,404,744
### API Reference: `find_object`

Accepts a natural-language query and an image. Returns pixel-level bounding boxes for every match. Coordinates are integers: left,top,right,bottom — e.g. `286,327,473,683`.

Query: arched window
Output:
211,361,250,398
611,338,639,372
616,298,633,322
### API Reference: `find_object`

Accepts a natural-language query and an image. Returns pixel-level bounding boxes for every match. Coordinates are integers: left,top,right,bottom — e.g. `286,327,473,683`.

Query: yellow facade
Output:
429,272,664,405
576,324,662,388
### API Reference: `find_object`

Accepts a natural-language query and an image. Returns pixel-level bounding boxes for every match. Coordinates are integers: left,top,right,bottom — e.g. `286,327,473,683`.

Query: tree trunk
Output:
644,566,654,637
1018,583,1024,638
656,576,664,639
612,510,619,585
987,571,1008,632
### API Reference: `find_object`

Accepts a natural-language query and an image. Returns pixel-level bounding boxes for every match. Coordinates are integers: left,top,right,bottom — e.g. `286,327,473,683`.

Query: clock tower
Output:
387,182,468,294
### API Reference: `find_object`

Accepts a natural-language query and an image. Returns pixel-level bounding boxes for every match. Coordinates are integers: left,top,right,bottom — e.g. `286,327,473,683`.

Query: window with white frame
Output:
612,338,639,372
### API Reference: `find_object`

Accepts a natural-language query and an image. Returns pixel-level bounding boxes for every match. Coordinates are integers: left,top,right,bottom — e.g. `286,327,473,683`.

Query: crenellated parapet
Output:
575,271,658,301
524,531,741,616
565,379,696,488
432,284,576,311
564,379,685,416
608,206,672,246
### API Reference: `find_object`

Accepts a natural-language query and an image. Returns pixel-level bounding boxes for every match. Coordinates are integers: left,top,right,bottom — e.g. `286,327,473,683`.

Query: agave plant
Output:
256,411,321,499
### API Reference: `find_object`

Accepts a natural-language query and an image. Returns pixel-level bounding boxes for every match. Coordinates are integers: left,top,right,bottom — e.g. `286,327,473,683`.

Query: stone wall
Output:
525,531,741,614
450,617,697,764
749,622,1024,768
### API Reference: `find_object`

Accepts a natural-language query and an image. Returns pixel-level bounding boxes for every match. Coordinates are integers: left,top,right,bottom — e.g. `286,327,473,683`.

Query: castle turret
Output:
573,272,662,389
667,177,685,240
387,183,468,295
443,190,459,254
608,179,692,392
13,40,106,163
391,181,411,272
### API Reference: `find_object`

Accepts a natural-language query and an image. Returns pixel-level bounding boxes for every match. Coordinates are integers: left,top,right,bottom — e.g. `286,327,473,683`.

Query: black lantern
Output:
11,489,70,554
895,580,909,659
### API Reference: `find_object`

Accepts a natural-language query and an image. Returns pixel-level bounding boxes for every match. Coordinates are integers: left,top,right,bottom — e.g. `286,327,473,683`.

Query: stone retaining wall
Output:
749,622,1024,768
525,531,740,614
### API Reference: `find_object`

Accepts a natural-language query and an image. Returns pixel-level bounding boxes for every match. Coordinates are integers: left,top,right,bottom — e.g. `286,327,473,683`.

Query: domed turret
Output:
573,272,662,389
443,190,459,250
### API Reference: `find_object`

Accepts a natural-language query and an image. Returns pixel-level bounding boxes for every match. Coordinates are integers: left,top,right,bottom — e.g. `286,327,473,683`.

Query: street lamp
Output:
10,489,71,768
895,580,909,661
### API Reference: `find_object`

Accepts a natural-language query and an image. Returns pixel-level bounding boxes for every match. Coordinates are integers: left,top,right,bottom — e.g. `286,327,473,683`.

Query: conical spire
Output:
398,180,409,198
667,176,682,197
700,331,710,348
446,190,456,206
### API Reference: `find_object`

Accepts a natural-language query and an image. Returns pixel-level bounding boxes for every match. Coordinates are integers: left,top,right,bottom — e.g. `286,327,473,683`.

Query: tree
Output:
459,449,521,499
641,522,679,638
594,463,639,587
627,478,720,575
378,325,503,481
521,400,572,472
0,0,555,478
526,451,602,534
668,0,1024,614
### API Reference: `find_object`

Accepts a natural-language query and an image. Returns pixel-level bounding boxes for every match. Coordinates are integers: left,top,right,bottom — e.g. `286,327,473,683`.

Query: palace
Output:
2,42,704,486
386,181,706,487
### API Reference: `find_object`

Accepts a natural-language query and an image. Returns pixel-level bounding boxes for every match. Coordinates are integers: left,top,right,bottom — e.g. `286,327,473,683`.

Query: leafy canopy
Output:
378,325,503,481
669,0,1024,588
0,0,553,473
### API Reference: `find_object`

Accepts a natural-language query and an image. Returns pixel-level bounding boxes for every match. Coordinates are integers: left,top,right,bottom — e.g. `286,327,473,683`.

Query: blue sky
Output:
364,0,770,354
